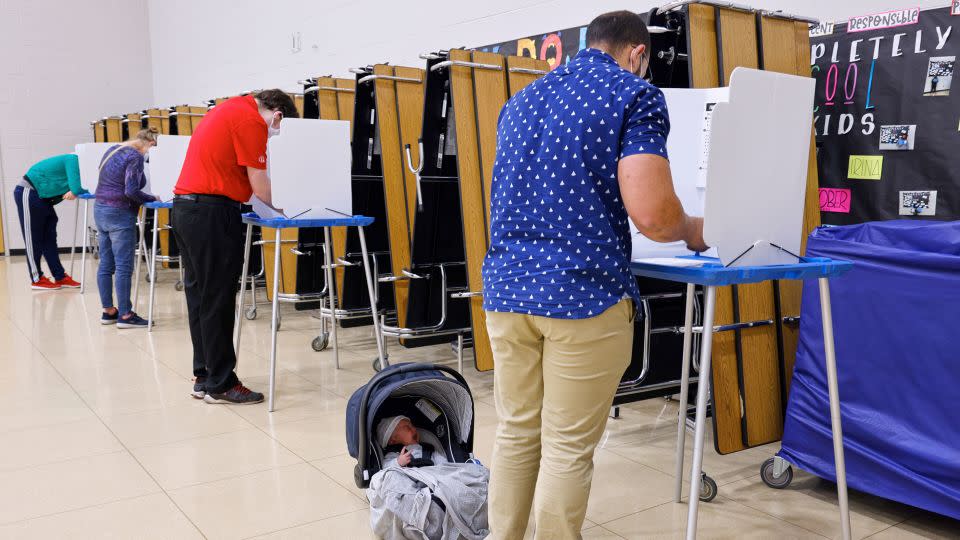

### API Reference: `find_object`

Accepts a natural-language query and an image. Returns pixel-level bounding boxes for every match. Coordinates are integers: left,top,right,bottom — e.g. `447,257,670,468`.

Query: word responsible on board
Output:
847,7,921,33
847,155,883,180
819,188,852,213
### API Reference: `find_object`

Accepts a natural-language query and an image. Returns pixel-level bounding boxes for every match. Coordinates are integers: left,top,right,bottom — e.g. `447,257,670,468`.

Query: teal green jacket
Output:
24,154,89,199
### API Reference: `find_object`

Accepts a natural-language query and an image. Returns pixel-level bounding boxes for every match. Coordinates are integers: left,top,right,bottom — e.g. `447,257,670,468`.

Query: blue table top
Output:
144,201,174,209
630,256,853,286
241,212,374,228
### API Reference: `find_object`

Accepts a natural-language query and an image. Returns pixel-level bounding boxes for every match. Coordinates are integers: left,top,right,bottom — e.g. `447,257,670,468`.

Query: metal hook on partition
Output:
405,139,425,212
358,74,424,85
430,60,502,72
508,67,548,75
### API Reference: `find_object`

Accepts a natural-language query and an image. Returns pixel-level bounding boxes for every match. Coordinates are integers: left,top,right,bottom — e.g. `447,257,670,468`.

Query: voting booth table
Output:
233,119,386,411
71,143,116,293
137,135,191,329
628,66,853,539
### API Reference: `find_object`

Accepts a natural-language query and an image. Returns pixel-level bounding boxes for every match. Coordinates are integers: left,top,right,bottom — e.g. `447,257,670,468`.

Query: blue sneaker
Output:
117,313,149,329
101,311,119,325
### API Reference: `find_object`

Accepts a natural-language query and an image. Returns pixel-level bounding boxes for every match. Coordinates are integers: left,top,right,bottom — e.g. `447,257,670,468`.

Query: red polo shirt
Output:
174,95,267,202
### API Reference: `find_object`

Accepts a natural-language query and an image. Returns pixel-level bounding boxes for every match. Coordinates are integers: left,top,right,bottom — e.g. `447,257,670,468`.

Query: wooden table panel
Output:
449,49,494,371
718,8,759,85
506,56,548,97
374,65,426,329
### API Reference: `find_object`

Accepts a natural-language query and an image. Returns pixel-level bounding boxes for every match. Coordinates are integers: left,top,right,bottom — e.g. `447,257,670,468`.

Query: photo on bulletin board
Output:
923,56,954,96
879,125,916,150
899,190,937,216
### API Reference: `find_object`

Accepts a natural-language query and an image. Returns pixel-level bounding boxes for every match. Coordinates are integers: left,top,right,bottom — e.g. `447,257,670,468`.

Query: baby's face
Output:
389,419,420,446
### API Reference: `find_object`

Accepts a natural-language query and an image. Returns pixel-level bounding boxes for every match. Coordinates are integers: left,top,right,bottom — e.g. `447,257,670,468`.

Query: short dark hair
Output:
586,10,651,53
254,89,299,119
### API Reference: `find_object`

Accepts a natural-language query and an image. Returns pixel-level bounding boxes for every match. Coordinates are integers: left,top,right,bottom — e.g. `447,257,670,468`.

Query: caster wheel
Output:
312,333,329,352
145,274,153,283
354,464,369,488
372,356,390,372
761,457,794,489
245,308,257,320
174,280,184,292
699,473,718,502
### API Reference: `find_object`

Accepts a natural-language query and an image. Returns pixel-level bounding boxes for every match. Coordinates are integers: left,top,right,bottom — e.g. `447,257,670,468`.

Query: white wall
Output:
0,0,153,254
149,0,950,105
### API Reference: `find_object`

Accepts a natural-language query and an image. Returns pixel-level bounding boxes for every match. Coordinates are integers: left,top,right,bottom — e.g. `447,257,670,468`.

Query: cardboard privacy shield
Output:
148,135,191,201
75,143,115,191
266,118,352,218
630,69,813,266
702,68,815,267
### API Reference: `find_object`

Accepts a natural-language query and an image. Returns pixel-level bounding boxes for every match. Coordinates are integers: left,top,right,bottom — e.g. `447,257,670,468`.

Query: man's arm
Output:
247,166,274,207
618,154,707,252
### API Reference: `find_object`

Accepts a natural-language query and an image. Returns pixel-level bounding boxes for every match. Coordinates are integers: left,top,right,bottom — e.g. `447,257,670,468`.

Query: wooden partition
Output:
683,3,820,454
104,118,123,142
92,121,106,142
123,113,142,140
446,50,548,370
371,65,425,329
143,108,171,134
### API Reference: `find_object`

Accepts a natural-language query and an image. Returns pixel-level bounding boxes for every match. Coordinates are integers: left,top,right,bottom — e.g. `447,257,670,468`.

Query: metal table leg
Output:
674,283,696,502
133,208,146,310
147,207,159,331
79,199,90,293
685,285,717,540
69,198,80,276
357,225,386,369
234,223,253,360
268,227,282,412
323,227,340,370
819,277,851,540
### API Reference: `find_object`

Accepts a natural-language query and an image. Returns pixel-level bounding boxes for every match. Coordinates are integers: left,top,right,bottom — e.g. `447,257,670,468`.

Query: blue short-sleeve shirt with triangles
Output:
482,47,670,319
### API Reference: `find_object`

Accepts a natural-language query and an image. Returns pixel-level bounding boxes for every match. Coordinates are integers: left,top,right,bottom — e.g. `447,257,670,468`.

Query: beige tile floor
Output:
0,256,957,539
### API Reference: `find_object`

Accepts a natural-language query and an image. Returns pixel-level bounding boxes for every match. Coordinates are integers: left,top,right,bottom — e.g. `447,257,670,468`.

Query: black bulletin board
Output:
812,6,959,224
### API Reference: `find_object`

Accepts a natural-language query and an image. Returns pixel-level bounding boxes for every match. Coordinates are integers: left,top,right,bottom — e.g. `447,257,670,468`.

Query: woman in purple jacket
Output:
95,128,158,328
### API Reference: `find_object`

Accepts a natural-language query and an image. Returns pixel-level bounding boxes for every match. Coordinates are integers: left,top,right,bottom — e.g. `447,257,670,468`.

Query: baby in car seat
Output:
377,415,449,469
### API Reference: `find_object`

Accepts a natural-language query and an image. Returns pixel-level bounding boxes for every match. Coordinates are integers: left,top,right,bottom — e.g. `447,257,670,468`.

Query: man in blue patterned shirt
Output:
482,11,706,539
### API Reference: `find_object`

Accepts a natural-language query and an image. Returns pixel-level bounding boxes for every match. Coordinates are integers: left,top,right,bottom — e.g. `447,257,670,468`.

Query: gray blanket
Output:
367,462,489,540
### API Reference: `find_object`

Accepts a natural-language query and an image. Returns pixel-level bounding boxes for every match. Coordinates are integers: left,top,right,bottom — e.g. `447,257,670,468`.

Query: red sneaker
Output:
31,277,62,291
55,275,81,288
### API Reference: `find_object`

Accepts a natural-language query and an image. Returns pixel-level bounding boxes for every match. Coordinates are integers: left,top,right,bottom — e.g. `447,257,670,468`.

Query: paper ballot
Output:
250,195,285,219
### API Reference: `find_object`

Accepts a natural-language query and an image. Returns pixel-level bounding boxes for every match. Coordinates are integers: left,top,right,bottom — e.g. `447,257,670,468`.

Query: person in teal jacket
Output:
14,154,89,290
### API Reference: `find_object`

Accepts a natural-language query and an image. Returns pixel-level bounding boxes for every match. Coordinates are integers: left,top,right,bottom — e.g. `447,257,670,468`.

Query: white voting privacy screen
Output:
630,68,814,267
703,68,815,267
75,143,115,191
630,87,726,261
148,135,191,201
266,118,352,219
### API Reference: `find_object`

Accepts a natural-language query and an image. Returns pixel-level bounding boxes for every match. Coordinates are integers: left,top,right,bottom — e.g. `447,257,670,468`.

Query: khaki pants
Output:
486,299,634,540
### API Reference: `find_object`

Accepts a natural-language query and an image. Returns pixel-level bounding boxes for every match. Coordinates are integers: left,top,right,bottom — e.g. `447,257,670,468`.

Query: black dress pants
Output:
171,198,243,394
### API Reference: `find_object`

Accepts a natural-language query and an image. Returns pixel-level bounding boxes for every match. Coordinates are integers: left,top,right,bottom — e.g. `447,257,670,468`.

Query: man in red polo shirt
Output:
172,89,298,405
